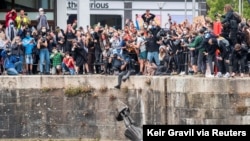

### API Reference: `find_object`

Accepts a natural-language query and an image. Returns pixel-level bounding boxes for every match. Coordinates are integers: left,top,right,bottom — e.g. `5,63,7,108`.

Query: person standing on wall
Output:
5,21,17,42
15,9,31,30
141,9,155,25
5,9,17,28
36,8,49,32
22,30,36,75
217,4,239,47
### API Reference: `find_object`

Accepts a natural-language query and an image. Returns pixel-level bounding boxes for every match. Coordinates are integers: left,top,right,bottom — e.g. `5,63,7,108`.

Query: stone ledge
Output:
0,139,127,141
0,75,249,94
0,75,167,92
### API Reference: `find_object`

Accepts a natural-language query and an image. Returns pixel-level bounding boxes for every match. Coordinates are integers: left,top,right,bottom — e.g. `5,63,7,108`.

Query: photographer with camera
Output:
11,36,24,74
55,26,66,52
1,47,22,75
22,30,36,75
71,39,88,75
37,32,50,75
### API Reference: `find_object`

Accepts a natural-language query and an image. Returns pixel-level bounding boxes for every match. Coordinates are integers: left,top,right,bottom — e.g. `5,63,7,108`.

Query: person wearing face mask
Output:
5,21,17,42
149,21,161,38
39,26,47,36
1,48,22,75
50,47,64,75
11,36,24,74
22,30,36,75
36,8,49,32
37,32,50,75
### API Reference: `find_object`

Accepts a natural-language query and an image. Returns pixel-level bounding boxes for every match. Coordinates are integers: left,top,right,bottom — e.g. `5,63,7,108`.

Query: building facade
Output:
0,0,56,28
0,0,207,30
61,0,207,30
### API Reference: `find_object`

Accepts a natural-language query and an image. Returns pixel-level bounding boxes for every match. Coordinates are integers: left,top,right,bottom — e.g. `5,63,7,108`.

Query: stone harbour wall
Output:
0,75,250,141
166,77,250,125
0,75,166,141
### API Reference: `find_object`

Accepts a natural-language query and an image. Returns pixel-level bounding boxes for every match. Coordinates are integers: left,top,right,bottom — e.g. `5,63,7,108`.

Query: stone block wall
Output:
0,76,166,141
166,77,250,125
1,75,250,141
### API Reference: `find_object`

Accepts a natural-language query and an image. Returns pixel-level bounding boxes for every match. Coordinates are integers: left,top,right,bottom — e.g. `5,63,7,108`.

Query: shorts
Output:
25,54,33,64
51,65,62,75
191,57,197,66
139,51,147,60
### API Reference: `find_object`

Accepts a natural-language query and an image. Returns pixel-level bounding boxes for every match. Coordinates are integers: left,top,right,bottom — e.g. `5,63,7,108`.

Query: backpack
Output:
217,37,231,53
233,12,242,23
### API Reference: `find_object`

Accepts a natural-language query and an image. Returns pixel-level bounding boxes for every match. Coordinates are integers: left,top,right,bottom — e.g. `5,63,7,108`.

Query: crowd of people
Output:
0,4,250,88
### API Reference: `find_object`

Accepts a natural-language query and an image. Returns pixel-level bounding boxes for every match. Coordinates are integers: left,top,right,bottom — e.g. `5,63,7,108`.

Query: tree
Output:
207,0,250,20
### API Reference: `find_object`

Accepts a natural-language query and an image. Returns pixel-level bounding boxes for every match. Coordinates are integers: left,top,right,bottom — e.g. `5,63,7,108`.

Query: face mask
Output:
10,24,14,28
7,52,11,56
26,34,30,38
42,29,46,33
53,50,58,53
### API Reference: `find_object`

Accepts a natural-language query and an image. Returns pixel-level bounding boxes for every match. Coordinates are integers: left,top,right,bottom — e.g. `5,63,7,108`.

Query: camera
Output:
113,53,118,58
41,36,46,43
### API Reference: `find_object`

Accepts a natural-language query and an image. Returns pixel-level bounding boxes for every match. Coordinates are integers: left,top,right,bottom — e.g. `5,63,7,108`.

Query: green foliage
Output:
207,0,250,20
41,87,55,93
64,85,94,97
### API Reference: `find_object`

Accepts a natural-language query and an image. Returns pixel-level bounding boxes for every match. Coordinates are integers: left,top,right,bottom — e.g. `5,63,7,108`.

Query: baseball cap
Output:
39,8,44,11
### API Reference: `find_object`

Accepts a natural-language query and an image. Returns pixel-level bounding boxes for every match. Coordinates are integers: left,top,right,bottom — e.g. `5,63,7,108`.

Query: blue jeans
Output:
147,51,160,66
14,55,23,73
62,62,75,75
7,61,22,75
39,48,50,73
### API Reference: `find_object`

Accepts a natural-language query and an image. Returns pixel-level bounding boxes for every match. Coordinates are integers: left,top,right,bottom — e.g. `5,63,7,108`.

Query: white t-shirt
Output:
137,36,146,52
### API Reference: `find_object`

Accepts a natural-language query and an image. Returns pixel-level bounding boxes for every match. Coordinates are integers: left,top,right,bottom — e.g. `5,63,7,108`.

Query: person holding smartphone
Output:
22,30,36,75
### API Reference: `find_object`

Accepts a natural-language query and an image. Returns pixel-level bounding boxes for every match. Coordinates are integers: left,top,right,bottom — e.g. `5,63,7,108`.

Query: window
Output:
0,0,55,11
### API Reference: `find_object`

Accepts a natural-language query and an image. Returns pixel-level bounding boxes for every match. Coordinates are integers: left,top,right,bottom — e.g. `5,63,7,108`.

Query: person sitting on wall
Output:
114,54,133,89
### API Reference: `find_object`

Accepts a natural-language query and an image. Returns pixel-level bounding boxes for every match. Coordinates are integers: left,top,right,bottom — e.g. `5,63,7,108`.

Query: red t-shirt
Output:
63,57,75,69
